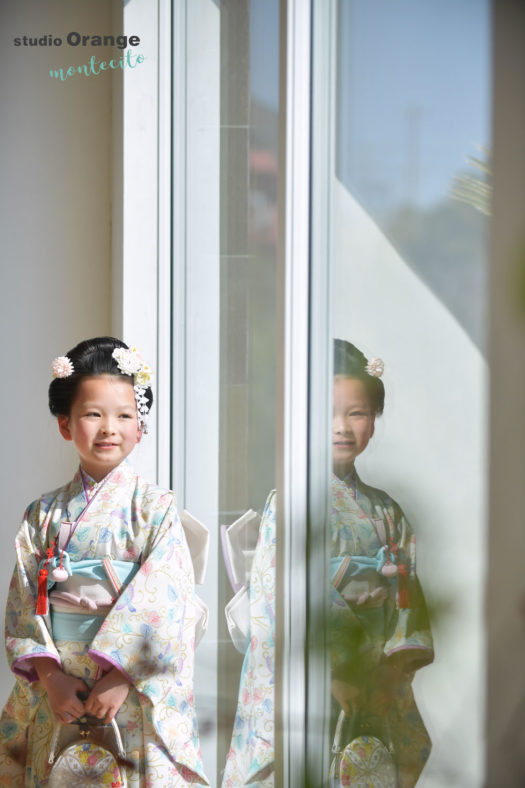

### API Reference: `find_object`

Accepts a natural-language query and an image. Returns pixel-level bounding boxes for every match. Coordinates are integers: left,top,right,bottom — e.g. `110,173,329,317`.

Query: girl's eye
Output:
86,412,100,417
119,413,133,419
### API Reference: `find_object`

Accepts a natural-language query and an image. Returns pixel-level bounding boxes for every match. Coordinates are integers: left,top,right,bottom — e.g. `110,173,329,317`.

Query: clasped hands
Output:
32,657,130,725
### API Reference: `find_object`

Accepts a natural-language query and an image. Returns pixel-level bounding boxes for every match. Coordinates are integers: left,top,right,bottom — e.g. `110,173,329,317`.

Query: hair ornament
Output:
365,357,384,378
134,364,153,386
112,346,146,377
134,385,150,432
51,356,74,379
112,346,154,431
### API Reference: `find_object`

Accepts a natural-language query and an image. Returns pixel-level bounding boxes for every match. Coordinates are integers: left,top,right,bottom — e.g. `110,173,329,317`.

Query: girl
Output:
330,339,433,787
0,337,208,787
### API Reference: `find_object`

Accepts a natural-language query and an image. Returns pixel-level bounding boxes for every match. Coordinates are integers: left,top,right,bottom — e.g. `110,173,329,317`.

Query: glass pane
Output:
218,0,280,777
173,1,280,783
312,1,491,785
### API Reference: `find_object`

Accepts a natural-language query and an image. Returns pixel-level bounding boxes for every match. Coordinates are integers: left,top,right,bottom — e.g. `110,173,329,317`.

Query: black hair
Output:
333,339,385,415
48,336,153,417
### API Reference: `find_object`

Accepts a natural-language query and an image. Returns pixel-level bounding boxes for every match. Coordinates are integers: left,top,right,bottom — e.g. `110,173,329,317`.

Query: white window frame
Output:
116,1,327,784
112,0,172,486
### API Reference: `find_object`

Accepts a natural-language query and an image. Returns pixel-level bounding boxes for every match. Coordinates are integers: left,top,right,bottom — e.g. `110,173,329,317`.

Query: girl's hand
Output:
33,657,87,723
85,668,130,723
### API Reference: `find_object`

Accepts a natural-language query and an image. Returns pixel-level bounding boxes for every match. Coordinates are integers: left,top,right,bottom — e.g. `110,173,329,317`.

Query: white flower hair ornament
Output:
51,356,74,379
112,346,154,432
365,357,384,378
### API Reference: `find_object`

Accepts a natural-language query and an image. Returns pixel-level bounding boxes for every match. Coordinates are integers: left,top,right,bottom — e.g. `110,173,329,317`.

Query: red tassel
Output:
36,540,56,615
397,564,410,609
36,568,49,615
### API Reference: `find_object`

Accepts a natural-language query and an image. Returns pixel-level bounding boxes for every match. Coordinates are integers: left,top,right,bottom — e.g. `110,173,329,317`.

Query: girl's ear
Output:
57,415,72,441
136,426,143,444
370,415,376,440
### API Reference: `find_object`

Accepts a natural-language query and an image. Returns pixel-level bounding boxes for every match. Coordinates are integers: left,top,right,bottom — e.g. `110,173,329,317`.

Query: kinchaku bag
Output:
47,713,131,787
329,710,398,788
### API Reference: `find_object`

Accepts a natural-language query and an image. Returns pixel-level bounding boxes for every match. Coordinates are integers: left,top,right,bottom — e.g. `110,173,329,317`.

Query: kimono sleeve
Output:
222,490,276,787
5,503,61,682
329,584,375,678
384,507,434,672
89,495,208,784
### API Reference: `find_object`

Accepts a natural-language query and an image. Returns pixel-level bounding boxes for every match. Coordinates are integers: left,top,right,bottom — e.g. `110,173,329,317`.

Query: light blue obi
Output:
50,559,139,642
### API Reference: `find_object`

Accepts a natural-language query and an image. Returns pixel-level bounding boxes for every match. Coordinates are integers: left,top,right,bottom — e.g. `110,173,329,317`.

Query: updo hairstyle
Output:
48,336,154,417
333,339,385,415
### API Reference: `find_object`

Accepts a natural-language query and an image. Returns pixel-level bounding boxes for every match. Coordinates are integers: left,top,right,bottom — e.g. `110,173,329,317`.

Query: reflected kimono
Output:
0,460,209,787
223,473,433,787
330,470,433,787
222,492,276,788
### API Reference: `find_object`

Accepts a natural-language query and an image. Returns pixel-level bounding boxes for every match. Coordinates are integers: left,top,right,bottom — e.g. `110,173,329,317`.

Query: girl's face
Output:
332,376,375,479
57,375,142,481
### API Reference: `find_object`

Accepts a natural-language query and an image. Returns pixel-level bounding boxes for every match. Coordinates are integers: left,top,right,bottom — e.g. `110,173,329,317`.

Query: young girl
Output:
0,337,208,787
330,339,433,787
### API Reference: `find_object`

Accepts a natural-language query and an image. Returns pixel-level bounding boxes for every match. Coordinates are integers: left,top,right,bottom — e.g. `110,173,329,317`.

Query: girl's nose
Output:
100,419,116,435
333,414,349,434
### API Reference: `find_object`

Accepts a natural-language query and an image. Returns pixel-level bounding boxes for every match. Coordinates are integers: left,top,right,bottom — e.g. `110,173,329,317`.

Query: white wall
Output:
333,181,487,788
0,0,113,704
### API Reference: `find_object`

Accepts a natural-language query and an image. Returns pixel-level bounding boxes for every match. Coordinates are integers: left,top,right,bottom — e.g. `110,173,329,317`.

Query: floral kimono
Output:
222,472,432,787
0,459,209,787
222,492,276,788
330,470,434,788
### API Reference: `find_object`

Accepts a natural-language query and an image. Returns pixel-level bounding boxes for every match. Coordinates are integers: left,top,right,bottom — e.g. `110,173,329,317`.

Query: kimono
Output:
222,492,276,788
330,470,434,788
223,472,433,788
0,459,209,787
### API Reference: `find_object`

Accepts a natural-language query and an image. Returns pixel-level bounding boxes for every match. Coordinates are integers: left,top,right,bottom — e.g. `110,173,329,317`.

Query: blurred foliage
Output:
514,240,525,316
450,146,492,216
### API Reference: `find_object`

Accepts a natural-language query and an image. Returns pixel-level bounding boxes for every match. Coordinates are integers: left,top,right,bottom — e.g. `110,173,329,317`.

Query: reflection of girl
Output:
0,337,208,787
222,493,276,788
330,339,433,787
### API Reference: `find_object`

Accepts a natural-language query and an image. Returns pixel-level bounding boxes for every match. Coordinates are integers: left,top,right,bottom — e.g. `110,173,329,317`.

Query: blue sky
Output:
249,0,491,211
336,0,491,210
